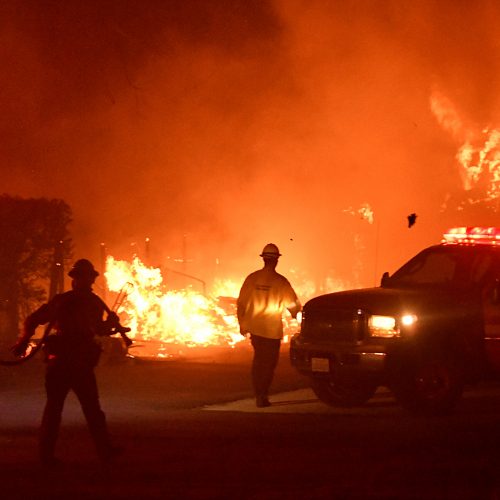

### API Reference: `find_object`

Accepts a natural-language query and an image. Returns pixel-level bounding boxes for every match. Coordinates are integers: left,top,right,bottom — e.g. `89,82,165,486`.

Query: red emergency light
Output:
442,227,500,245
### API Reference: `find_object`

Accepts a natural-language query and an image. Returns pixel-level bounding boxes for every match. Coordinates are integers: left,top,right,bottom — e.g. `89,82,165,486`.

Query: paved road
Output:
2,347,500,499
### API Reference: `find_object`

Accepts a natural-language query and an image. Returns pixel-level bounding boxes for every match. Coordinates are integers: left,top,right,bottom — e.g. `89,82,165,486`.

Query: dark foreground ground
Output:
2,344,500,499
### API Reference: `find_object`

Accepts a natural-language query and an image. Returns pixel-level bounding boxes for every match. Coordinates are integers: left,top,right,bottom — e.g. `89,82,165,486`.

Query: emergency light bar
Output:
442,227,500,245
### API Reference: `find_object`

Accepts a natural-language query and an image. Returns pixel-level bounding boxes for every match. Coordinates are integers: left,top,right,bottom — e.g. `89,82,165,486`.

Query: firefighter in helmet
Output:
237,244,301,407
12,258,126,466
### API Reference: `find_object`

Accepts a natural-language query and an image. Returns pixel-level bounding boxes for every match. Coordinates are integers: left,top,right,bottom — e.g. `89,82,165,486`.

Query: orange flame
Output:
457,129,500,199
105,256,243,348
430,91,500,205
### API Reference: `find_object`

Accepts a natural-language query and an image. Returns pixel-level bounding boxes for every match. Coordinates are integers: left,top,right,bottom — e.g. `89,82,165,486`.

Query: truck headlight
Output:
368,315,398,338
401,314,418,327
368,313,418,338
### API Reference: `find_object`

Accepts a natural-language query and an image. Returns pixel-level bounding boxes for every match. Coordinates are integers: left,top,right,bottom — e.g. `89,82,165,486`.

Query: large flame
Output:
457,128,500,199
430,90,500,206
105,256,243,349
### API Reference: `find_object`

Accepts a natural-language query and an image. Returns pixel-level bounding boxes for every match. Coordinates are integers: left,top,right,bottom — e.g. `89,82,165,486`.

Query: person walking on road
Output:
12,259,126,466
237,243,301,408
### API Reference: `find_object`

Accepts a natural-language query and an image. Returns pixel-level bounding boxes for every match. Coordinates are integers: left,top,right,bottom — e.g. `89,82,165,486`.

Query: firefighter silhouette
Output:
237,244,301,407
12,259,125,465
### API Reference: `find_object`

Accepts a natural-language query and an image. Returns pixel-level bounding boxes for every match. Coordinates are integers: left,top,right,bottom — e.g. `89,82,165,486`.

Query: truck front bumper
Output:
290,339,387,380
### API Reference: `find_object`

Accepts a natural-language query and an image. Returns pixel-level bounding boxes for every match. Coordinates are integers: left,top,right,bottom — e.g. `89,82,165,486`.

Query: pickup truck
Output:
290,227,500,414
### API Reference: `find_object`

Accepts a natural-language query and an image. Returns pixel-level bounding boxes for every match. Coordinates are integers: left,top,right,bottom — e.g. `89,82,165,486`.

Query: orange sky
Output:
2,0,500,291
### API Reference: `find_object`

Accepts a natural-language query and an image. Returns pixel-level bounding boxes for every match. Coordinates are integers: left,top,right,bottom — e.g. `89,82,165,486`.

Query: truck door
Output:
481,258,500,371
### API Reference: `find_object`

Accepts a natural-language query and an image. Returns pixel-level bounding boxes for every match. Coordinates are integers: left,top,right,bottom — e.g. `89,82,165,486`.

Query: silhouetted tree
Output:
0,195,72,341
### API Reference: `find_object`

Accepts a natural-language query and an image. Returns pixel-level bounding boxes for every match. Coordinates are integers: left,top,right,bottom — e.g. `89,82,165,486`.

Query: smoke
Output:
430,91,468,141
2,0,500,293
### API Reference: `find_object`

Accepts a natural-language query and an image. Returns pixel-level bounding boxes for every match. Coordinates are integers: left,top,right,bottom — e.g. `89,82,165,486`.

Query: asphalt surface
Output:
2,345,500,499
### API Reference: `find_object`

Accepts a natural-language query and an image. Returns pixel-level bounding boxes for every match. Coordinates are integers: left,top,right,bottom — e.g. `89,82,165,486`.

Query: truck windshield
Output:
387,247,463,287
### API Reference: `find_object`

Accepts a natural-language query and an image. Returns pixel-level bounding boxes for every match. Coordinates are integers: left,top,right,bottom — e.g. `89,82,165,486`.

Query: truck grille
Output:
301,308,365,343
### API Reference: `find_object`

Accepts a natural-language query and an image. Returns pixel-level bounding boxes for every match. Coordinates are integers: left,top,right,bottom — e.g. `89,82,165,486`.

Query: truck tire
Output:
311,377,378,407
391,352,464,415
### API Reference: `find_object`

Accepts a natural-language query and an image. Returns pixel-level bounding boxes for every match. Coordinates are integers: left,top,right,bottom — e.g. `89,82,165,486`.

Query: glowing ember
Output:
343,203,375,224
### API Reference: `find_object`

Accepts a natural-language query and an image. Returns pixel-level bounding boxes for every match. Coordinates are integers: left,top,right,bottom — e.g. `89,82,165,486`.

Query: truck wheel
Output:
391,353,464,415
311,377,377,407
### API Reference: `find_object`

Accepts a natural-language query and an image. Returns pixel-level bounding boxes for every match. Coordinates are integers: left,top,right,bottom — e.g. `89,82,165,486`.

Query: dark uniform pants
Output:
40,361,111,460
250,334,281,399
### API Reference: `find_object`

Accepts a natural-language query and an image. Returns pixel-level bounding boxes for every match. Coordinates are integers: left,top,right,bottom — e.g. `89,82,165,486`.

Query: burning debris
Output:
105,256,243,354
407,213,417,228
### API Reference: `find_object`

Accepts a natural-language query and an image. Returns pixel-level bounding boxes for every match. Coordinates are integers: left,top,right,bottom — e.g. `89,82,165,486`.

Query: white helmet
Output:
260,243,281,258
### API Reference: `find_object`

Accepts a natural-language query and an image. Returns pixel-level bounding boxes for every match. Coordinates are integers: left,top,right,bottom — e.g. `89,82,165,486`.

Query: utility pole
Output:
49,240,65,299
100,242,107,303
373,219,381,287
145,237,151,266
182,234,187,277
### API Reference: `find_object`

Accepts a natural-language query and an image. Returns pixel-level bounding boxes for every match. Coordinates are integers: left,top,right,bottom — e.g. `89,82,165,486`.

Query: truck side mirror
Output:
381,272,390,287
